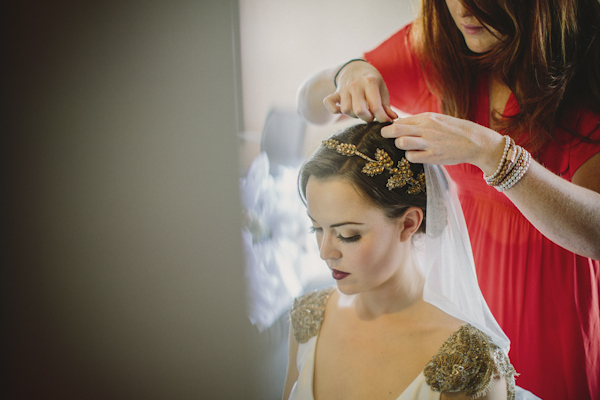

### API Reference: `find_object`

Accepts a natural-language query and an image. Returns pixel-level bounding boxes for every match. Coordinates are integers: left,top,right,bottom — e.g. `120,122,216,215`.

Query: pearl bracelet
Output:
496,145,522,185
484,138,532,192
496,149,531,192
483,135,512,184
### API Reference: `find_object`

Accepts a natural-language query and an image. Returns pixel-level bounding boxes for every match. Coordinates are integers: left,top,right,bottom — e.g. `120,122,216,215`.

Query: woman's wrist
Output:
297,66,340,125
333,59,367,88
475,132,507,175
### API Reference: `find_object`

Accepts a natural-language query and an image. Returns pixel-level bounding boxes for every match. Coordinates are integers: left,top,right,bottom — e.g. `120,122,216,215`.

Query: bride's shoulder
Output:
417,301,465,334
289,286,335,344
424,323,517,400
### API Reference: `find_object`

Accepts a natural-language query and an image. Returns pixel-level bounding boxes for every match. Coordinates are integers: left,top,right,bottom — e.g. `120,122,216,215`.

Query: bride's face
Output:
305,176,413,295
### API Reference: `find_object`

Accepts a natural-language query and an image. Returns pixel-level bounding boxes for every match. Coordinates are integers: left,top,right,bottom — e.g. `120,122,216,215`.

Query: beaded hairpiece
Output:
322,138,426,195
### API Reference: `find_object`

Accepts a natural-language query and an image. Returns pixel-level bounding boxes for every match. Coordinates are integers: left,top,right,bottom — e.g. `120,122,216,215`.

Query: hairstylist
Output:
296,1,600,399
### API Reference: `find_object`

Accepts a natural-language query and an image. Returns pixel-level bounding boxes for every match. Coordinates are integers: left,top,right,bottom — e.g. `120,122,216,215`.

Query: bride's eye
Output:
309,226,322,234
337,234,361,243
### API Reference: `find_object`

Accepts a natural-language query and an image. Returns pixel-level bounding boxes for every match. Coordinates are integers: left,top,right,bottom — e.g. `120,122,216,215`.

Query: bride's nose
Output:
319,233,341,261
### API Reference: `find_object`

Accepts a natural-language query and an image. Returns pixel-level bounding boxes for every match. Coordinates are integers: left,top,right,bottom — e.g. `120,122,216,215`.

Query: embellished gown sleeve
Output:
289,287,332,344
424,324,518,400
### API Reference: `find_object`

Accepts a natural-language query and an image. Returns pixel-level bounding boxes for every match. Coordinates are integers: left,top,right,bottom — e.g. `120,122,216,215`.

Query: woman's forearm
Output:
473,133,600,260
296,66,339,125
499,159,600,260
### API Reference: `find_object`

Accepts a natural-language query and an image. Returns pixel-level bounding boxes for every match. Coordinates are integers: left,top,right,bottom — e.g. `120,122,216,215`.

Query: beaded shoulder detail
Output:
423,324,517,400
289,287,333,344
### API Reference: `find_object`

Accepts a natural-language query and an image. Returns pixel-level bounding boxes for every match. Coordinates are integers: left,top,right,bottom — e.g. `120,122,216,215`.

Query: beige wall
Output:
239,0,417,164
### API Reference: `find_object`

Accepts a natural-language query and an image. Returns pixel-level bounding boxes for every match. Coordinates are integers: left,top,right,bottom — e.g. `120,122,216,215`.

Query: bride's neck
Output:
350,254,425,320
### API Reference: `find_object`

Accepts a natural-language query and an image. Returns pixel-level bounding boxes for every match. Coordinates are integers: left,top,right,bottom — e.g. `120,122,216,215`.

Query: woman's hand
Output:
381,112,505,175
323,60,398,123
382,112,600,260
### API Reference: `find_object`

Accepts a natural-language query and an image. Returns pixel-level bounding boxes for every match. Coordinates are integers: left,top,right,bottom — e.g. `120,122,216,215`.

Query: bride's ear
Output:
399,207,424,242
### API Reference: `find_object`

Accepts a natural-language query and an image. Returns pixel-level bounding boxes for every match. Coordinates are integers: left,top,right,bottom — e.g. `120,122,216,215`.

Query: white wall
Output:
239,0,417,164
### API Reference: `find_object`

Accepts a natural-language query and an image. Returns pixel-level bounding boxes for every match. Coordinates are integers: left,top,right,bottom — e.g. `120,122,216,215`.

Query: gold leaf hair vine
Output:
322,139,426,195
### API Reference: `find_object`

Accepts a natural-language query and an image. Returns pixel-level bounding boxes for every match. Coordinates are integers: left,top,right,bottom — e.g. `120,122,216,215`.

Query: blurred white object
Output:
240,152,330,331
260,108,306,175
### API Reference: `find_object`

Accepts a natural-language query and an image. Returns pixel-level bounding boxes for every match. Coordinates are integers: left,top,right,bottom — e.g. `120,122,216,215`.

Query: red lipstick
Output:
332,269,350,280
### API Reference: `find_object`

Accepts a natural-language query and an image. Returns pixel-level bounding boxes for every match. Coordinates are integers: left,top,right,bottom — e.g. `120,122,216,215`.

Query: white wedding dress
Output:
290,335,438,400
288,287,541,400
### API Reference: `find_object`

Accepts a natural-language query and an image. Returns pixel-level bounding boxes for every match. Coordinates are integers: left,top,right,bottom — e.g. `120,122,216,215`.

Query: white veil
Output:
420,165,510,354
420,165,544,399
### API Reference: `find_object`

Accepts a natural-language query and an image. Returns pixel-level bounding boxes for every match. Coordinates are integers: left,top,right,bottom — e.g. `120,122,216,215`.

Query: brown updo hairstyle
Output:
299,122,427,233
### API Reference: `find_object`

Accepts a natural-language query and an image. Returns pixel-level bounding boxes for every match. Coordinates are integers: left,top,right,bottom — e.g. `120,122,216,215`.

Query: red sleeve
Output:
542,109,600,179
569,110,600,176
363,23,440,115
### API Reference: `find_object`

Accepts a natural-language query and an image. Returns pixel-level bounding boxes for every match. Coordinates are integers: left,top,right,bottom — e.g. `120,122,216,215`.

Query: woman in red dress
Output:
297,0,600,399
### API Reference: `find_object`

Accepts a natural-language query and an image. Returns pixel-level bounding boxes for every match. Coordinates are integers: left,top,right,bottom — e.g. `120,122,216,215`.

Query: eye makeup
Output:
337,234,361,243
309,226,361,243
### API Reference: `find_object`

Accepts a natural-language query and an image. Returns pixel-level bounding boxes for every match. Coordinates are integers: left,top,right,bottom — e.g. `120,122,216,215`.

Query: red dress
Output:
365,23,600,400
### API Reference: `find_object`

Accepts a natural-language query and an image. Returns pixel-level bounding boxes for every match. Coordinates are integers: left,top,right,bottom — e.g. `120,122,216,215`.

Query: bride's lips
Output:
462,24,484,35
332,269,350,280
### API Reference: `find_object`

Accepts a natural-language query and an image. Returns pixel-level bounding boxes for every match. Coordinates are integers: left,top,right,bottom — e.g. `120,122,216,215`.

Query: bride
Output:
282,122,537,400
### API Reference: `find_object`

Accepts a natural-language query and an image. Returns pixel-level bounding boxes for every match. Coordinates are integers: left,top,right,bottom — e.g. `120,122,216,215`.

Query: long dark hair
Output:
417,0,600,151
299,122,427,232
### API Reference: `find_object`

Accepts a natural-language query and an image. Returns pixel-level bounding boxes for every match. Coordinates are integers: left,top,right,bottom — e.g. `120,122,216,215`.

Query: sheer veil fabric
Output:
420,165,510,353
422,166,540,400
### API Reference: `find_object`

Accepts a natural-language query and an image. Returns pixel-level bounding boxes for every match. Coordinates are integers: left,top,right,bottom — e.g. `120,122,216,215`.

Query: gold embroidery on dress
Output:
423,324,517,400
289,287,333,344
290,293,517,399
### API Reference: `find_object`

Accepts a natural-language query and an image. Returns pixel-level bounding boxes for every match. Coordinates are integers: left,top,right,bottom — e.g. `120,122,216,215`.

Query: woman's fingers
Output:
324,90,363,120
379,84,398,121
399,150,423,164
339,91,359,119
394,134,427,151
381,117,422,140
321,61,397,123
323,92,342,114
349,90,374,122
364,84,393,122
326,88,375,122
331,88,393,123
323,92,341,114
382,103,399,121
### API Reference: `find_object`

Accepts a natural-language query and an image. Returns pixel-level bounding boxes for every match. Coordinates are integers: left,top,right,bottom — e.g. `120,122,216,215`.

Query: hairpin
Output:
322,139,426,194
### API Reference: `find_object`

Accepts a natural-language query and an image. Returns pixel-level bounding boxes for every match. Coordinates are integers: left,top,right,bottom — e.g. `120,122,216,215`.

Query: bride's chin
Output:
335,283,359,296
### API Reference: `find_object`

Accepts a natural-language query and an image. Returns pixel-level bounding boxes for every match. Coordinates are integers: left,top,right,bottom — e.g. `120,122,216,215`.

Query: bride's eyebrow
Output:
330,222,364,228
307,214,364,228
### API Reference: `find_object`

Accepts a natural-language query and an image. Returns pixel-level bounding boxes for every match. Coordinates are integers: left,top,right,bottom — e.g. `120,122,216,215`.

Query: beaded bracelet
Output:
483,136,513,185
333,59,367,88
493,144,522,187
496,149,531,192
495,145,525,187
484,136,532,191
495,146,528,191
